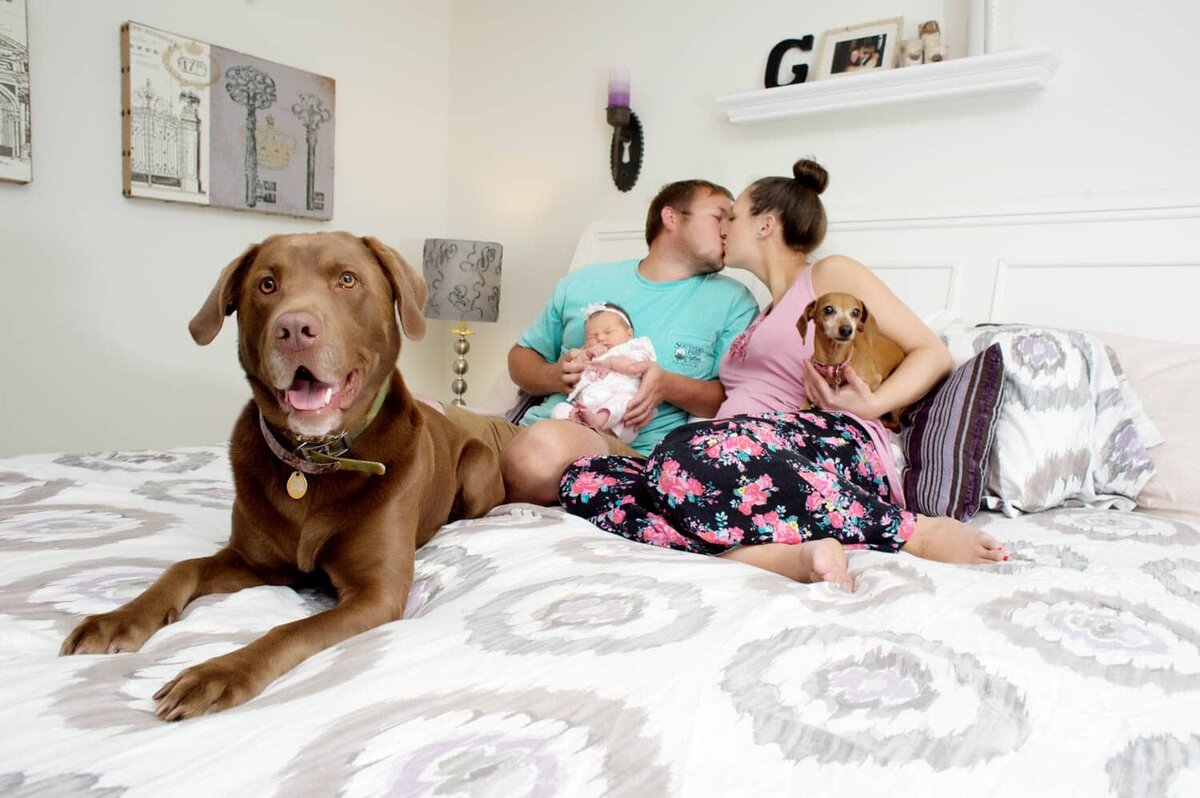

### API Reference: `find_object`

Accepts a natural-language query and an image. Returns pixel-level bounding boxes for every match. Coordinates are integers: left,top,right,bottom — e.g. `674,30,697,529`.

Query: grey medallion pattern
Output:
980,588,1200,690
4,444,1200,794
54,449,219,474
276,689,671,798
721,624,1030,769
1107,733,1200,798
466,573,709,655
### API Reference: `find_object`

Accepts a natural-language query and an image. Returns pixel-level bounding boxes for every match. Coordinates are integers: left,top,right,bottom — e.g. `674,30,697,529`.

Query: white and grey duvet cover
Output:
2,447,1199,797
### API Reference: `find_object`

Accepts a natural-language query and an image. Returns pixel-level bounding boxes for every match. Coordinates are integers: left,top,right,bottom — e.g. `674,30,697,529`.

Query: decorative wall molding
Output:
831,198,1200,232
716,48,1057,124
869,260,962,316
988,258,1200,340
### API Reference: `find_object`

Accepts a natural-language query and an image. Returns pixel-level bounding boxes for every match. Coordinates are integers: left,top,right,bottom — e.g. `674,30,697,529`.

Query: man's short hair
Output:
644,179,733,247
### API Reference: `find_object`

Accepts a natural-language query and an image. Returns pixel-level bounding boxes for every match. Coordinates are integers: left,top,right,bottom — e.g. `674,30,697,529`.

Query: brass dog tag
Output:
286,470,308,500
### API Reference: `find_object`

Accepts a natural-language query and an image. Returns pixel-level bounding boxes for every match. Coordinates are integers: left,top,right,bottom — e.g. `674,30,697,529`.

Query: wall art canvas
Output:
0,0,32,184
121,21,335,219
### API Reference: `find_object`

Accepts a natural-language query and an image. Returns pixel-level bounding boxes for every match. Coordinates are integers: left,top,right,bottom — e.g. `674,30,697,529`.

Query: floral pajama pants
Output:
559,411,917,556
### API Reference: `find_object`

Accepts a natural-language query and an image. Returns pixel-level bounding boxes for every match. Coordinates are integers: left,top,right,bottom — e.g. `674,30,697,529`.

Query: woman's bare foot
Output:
719,540,855,590
902,515,1007,564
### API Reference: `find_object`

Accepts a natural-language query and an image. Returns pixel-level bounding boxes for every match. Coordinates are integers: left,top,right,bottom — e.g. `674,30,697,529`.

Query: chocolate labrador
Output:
60,232,504,720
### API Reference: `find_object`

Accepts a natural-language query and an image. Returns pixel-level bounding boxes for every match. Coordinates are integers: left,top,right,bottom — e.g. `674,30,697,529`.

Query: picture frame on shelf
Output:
816,17,903,79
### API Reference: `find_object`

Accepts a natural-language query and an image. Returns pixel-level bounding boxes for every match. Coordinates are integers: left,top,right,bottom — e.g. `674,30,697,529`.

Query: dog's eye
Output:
258,277,276,294
823,305,834,315
850,308,861,318
339,272,357,288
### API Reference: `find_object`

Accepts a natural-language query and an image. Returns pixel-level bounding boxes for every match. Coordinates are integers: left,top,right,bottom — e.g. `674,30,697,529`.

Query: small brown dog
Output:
60,232,504,720
798,292,904,419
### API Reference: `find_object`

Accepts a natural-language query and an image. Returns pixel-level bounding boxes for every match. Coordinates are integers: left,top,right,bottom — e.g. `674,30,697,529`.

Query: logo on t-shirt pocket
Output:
667,332,716,379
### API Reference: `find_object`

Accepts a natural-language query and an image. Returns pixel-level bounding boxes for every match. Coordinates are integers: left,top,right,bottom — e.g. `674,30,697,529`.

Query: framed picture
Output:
0,0,32,184
816,17,903,79
121,21,335,219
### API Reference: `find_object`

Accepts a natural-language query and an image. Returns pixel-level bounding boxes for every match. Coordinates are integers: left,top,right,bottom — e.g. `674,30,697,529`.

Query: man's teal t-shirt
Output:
517,259,760,454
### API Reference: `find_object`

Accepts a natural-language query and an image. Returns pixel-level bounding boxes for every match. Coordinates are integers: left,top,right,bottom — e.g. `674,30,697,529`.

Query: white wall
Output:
0,0,451,456
6,0,1200,456
444,0,1200,404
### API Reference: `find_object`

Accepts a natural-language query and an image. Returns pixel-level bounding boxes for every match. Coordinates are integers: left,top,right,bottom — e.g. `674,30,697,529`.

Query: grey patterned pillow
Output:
900,344,1005,522
944,325,1157,516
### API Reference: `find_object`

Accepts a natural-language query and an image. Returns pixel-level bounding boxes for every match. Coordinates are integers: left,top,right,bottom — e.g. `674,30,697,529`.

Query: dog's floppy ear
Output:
362,236,428,341
797,299,816,344
189,244,260,346
859,301,879,346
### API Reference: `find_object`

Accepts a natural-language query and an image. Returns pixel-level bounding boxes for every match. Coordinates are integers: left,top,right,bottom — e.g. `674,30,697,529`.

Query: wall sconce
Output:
606,66,642,192
421,238,503,407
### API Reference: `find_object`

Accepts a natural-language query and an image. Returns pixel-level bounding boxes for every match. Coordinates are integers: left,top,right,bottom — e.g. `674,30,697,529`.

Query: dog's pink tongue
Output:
286,377,335,411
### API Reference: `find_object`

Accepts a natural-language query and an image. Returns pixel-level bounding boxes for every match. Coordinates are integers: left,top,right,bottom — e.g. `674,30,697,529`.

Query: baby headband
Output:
581,302,633,330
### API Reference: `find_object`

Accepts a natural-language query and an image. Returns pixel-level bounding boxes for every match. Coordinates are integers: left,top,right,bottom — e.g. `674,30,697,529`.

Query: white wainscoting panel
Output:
989,259,1200,343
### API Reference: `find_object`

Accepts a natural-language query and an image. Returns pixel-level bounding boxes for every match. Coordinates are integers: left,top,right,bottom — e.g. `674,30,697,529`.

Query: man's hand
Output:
558,348,589,390
609,359,664,431
802,361,882,419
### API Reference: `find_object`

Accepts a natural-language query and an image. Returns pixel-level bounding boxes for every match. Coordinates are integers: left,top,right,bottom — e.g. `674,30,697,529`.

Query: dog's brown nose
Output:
274,311,322,350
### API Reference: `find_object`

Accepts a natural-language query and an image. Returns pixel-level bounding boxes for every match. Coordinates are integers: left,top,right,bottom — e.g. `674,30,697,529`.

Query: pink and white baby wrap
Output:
551,336,657,442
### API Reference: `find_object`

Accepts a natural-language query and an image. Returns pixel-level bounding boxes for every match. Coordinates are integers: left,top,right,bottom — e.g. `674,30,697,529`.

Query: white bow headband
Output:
581,302,633,330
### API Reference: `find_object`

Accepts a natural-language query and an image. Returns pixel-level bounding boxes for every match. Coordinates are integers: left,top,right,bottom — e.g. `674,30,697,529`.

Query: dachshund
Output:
798,291,905,428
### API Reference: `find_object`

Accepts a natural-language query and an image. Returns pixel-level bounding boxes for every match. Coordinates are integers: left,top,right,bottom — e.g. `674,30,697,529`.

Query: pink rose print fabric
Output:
560,412,915,556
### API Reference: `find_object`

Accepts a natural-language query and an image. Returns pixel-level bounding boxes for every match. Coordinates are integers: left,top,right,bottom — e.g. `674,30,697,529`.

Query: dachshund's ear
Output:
860,302,879,346
797,300,816,344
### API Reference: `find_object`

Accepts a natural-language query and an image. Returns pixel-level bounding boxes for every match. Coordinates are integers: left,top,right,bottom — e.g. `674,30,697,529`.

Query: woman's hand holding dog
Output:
803,360,884,419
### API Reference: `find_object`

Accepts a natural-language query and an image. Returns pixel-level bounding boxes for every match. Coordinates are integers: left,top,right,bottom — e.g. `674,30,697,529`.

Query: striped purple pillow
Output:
900,344,1005,522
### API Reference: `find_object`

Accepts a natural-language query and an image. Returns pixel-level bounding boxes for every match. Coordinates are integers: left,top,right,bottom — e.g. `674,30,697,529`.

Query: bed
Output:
3,209,1200,796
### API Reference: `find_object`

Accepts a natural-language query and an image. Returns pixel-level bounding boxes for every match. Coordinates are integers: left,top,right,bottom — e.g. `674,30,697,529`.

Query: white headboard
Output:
571,203,1200,344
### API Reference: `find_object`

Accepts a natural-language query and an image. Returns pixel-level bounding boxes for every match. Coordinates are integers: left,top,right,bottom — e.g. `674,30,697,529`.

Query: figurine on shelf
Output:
919,20,948,63
898,38,924,67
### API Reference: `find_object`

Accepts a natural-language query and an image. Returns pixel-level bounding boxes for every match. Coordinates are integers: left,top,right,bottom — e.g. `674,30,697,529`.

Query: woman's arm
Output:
807,255,952,418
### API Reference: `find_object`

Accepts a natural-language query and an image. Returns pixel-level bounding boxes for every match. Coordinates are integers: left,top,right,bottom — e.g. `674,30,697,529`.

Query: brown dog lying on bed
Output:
798,291,905,426
60,232,504,720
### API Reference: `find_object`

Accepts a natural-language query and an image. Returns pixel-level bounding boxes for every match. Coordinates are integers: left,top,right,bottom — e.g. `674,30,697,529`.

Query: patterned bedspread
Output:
2,446,1200,797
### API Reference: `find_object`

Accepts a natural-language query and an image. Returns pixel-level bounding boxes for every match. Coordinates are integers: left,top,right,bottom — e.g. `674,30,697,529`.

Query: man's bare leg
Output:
720,540,854,590
501,420,614,505
901,515,1007,564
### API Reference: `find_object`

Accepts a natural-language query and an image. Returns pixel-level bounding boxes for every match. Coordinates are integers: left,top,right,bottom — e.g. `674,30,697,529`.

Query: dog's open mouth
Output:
280,367,363,415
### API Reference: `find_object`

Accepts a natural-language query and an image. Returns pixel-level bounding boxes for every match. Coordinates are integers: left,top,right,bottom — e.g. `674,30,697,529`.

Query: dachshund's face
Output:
799,292,870,346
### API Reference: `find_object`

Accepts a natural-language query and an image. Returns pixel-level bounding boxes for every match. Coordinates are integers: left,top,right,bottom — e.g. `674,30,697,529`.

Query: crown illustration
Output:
253,115,295,170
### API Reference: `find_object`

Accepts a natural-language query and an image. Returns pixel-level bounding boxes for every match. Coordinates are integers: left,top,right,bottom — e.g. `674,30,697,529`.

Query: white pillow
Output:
1093,332,1200,524
943,325,1158,517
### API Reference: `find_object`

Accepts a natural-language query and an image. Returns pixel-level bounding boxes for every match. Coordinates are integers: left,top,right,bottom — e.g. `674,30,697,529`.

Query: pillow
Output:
944,325,1158,517
1093,331,1200,523
900,343,1005,522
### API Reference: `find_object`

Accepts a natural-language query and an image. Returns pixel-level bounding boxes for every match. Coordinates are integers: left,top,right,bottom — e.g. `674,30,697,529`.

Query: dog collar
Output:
811,358,847,390
259,380,390,498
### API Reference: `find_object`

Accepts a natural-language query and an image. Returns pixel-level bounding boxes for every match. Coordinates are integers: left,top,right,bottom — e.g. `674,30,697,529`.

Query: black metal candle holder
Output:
606,105,643,192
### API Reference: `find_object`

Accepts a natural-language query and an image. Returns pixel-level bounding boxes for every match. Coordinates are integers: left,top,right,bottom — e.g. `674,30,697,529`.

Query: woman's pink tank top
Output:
716,266,904,506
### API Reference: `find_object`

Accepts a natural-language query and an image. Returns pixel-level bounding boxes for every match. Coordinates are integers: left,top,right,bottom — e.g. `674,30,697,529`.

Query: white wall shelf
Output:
715,48,1058,124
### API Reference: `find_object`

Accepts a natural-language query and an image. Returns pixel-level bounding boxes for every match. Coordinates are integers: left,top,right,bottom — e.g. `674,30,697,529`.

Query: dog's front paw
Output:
60,611,159,656
153,657,263,721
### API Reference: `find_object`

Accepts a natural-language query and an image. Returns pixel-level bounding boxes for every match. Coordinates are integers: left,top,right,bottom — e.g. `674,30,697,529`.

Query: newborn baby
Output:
551,302,656,443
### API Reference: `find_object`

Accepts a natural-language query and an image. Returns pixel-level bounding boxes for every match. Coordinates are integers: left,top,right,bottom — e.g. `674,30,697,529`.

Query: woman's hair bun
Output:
792,158,828,195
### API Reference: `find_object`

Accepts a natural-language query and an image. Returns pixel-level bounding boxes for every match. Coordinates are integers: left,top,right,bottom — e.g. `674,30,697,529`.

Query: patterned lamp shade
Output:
421,238,503,323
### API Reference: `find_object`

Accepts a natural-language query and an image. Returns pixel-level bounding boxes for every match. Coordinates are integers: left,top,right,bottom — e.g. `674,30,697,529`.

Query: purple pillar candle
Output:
608,66,630,108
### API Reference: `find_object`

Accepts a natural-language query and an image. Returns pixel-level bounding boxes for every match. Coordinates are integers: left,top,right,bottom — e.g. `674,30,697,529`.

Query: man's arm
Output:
617,364,725,430
508,344,586,397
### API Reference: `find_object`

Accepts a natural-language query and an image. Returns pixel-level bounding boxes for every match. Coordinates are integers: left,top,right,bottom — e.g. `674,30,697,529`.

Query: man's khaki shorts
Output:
443,405,642,462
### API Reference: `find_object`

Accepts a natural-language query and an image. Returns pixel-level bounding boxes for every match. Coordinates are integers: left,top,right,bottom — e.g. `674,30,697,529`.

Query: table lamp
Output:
421,238,503,406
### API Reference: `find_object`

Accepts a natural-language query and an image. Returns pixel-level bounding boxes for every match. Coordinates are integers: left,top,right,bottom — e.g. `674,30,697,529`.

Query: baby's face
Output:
584,311,633,348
